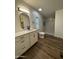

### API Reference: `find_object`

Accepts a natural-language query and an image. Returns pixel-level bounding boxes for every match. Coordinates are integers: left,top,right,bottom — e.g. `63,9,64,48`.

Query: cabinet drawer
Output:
15,35,24,42
15,34,29,47
15,35,25,46
15,41,25,53
16,39,25,47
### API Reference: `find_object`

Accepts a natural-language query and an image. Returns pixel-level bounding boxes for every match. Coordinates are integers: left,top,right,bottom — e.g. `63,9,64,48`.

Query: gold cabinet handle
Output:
20,36,24,39
21,40,24,43
22,46,25,49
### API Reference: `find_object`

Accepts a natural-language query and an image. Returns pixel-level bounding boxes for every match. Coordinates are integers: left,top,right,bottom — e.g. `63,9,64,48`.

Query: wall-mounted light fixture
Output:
18,7,30,14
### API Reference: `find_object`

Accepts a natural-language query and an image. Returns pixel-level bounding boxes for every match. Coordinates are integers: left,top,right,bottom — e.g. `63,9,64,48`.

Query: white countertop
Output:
15,29,38,37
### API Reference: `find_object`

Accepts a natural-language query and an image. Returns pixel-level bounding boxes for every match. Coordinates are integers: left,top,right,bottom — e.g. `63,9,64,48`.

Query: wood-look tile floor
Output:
18,35,63,59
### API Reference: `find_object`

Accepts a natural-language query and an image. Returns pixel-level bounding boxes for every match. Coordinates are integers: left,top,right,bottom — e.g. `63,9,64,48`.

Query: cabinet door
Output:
24,34,30,50
30,31,38,46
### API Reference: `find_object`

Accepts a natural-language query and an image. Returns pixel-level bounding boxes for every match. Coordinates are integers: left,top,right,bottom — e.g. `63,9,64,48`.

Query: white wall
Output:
15,0,43,32
54,9,63,38
45,17,55,36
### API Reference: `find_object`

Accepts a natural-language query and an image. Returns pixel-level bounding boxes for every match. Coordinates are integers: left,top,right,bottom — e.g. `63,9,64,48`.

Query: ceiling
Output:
23,0,63,17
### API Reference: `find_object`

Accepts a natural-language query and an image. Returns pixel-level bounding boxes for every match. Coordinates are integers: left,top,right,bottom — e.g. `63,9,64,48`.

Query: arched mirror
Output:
18,7,30,30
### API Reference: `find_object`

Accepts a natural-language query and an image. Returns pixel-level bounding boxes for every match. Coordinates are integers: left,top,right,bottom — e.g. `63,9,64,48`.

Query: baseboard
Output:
45,33,63,40
45,32,54,36
54,35,63,39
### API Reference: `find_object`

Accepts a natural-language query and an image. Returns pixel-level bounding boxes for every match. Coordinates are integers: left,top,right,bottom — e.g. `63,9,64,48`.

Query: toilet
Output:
39,32,45,38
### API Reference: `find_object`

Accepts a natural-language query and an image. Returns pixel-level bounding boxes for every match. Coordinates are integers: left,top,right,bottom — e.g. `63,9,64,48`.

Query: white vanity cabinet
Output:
15,30,38,58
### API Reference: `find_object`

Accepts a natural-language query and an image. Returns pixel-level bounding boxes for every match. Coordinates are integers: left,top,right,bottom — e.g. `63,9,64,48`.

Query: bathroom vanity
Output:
15,6,39,58
15,29,38,58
